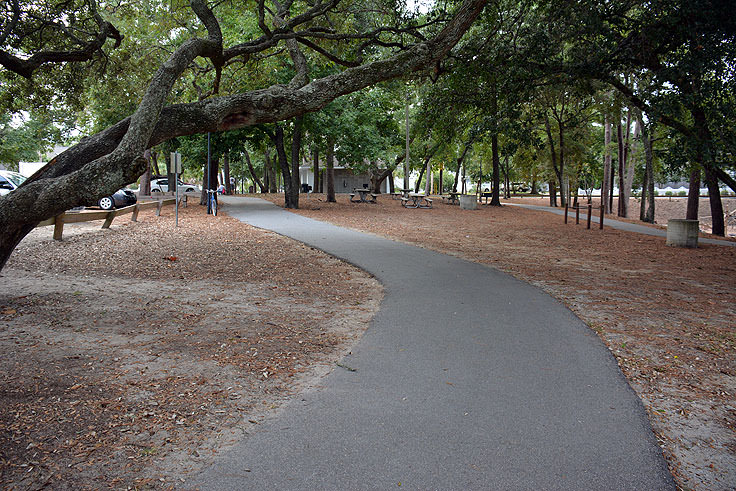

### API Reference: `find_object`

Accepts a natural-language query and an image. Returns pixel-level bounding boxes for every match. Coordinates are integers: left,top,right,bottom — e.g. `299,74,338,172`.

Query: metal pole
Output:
404,89,410,191
175,153,179,227
207,133,211,214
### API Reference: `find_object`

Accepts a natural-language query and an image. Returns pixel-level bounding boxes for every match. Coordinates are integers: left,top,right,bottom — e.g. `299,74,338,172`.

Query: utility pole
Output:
207,132,212,214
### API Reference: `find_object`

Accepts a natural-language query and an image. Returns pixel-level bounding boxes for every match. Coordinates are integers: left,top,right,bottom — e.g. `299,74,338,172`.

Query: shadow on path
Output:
191,196,674,490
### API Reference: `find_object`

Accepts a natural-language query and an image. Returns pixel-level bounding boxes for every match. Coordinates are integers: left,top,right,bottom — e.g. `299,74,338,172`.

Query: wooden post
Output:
156,199,163,216
599,205,604,230
131,204,140,222
53,214,65,240
102,211,115,229
587,204,592,229
564,203,569,224
575,205,580,225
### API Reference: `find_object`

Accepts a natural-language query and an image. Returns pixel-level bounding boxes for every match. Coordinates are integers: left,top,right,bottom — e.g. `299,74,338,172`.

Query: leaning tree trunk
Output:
326,136,336,203
414,164,426,193
244,148,265,193
0,0,492,273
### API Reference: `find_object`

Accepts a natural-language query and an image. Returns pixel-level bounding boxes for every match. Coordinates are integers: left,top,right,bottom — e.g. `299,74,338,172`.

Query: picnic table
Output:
401,193,433,209
350,188,378,203
442,192,461,205
392,188,413,200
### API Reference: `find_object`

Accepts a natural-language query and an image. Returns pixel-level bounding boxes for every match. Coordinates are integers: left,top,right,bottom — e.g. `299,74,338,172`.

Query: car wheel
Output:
99,196,115,210
186,187,194,192
151,188,161,193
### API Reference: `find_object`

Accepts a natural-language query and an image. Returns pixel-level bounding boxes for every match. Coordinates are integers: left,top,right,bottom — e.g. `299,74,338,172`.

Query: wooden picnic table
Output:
401,193,433,209
350,188,377,203
391,188,413,200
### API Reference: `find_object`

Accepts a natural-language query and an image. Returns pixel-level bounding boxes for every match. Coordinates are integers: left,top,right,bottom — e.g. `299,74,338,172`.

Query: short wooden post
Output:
599,205,604,230
131,204,140,222
564,203,569,224
53,214,65,240
575,205,580,224
101,211,114,229
156,199,163,216
587,204,592,229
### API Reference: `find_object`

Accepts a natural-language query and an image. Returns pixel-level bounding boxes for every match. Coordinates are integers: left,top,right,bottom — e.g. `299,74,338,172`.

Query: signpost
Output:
171,151,182,227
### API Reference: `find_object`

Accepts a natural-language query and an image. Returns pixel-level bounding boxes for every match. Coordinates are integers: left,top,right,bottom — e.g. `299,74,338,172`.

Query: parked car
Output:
98,189,137,210
150,178,199,193
0,170,28,196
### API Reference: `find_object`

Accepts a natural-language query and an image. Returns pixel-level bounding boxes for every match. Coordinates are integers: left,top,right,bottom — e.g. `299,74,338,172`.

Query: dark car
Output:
98,189,137,210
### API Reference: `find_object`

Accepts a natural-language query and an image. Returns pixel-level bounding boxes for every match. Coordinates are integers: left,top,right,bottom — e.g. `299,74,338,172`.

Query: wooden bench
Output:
479,192,493,204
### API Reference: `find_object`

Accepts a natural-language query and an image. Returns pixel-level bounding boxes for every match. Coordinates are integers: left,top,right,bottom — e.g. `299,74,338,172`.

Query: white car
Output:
150,178,199,193
0,170,28,196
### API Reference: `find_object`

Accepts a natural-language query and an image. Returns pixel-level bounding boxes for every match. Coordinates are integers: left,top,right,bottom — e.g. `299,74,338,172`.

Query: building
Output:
298,164,390,194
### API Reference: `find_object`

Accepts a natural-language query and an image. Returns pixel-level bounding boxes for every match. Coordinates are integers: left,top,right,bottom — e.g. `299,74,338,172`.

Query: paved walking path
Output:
191,196,674,490
505,202,736,247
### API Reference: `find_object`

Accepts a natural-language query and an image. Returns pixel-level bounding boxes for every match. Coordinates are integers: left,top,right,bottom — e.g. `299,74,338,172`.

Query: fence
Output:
36,197,180,240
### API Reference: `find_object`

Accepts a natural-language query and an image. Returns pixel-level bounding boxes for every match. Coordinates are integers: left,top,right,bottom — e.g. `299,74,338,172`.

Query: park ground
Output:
0,194,734,489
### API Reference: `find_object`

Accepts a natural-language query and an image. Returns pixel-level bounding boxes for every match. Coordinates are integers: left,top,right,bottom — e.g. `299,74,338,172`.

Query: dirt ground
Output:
259,193,735,491
0,204,382,489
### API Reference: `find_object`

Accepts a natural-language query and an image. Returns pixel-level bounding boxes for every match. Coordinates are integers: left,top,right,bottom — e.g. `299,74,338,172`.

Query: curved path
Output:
192,197,674,489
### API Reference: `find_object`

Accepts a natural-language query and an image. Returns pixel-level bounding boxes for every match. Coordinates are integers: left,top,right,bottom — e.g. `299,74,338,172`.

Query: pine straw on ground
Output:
0,203,381,489
261,192,736,491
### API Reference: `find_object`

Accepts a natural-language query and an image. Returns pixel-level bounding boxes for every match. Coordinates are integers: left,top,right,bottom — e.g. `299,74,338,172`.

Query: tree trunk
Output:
244,148,265,192
686,166,700,220
602,115,611,214
372,167,392,194
166,152,177,194
290,116,302,200
266,150,277,193
414,164,426,193
273,120,302,209
549,180,557,207
490,132,501,206
140,149,152,195
617,120,626,217
223,151,232,195
313,147,319,194
543,112,564,208
622,113,638,216
151,150,162,178
639,118,655,223
326,136,336,202
705,166,725,236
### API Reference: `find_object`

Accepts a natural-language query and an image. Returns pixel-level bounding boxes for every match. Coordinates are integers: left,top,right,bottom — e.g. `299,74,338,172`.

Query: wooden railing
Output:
37,197,181,240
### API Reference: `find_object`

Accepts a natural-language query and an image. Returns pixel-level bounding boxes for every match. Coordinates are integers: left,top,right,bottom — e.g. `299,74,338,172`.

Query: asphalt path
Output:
191,196,674,490
505,202,736,247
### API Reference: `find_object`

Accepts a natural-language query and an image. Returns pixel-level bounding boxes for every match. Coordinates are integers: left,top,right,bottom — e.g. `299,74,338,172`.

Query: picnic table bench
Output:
350,188,378,203
401,193,433,209
442,192,461,205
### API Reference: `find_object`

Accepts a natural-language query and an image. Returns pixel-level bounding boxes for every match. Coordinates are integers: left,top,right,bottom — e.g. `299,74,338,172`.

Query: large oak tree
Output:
0,0,489,271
